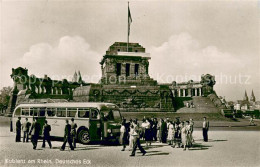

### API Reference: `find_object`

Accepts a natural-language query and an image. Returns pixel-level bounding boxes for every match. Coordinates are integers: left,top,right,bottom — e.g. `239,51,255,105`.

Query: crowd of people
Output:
120,117,210,156
15,115,210,156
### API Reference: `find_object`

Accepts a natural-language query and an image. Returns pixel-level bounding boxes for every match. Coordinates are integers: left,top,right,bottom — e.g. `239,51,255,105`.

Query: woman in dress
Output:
189,118,194,143
143,119,152,147
157,119,162,143
181,121,188,151
167,121,175,145
119,120,127,151
128,122,134,151
172,122,179,148
141,119,146,140
186,121,192,149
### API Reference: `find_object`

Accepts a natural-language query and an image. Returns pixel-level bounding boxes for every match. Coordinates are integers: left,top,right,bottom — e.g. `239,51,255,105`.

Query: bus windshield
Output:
112,110,121,122
102,109,121,122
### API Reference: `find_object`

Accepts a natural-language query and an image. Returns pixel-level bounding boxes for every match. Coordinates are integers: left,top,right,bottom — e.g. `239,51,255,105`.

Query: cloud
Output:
149,32,245,83
148,32,260,100
21,36,102,82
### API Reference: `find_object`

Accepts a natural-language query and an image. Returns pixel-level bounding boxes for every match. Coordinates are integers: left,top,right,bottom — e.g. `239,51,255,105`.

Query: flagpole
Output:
127,1,129,52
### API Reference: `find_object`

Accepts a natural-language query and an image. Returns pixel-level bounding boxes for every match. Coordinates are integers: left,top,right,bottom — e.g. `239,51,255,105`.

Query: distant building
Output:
234,90,259,111
6,67,87,115
72,71,83,83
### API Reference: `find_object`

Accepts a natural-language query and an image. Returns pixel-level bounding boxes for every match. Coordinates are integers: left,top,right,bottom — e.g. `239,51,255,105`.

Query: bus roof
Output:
15,102,118,109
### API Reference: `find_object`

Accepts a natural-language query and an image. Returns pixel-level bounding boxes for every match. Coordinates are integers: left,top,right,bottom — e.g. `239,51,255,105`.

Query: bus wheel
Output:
78,129,90,144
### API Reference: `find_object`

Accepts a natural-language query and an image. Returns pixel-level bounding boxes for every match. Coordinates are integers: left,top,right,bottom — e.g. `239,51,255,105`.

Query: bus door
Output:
36,107,46,135
89,108,102,141
28,107,46,135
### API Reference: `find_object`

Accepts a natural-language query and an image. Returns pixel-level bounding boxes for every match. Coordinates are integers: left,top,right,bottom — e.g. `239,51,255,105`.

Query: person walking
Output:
60,119,74,151
202,117,209,142
22,118,31,142
70,118,77,148
15,117,21,142
120,119,127,151
42,120,52,148
130,120,146,157
29,117,41,150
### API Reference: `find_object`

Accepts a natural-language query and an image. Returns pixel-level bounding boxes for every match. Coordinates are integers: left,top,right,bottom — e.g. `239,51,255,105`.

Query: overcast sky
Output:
0,0,259,101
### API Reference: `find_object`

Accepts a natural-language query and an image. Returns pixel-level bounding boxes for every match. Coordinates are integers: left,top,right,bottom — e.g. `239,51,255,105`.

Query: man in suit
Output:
130,120,146,157
15,117,21,142
70,118,77,148
22,118,31,142
60,119,74,151
29,117,41,149
152,118,158,141
202,117,209,142
160,119,167,143
42,120,52,148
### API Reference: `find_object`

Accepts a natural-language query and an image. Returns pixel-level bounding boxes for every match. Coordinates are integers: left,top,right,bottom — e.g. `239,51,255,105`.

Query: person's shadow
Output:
51,146,100,151
188,143,212,151
137,150,170,156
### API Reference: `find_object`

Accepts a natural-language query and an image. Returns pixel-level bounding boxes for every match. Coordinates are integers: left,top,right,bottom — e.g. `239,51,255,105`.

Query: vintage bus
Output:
12,102,122,144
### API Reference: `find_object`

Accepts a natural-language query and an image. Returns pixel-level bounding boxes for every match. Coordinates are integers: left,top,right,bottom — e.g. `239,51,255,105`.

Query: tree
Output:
0,86,12,112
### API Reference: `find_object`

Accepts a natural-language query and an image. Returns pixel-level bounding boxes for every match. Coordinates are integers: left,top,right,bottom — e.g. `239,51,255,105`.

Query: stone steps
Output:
176,96,220,113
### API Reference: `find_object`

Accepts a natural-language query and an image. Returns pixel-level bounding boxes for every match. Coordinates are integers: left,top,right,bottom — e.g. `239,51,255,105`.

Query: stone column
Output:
195,88,197,96
178,89,181,97
121,63,126,76
199,88,202,96
130,63,135,77
183,89,186,97
188,89,191,97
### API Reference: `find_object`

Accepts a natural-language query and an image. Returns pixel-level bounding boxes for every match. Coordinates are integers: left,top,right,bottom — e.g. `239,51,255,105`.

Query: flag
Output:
128,5,132,36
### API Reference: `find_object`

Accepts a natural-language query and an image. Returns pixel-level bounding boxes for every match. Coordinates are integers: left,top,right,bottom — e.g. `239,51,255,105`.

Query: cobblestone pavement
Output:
0,125,259,167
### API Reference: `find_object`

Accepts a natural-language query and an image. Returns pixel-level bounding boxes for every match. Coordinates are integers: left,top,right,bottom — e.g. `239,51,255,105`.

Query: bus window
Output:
21,108,29,116
78,108,90,118
57,108,66,117
29,108,33,116
39,108,46,116
91,109,100,119
46,108,56,117
31,108,38,117
14,108,21,117
67,108,77,117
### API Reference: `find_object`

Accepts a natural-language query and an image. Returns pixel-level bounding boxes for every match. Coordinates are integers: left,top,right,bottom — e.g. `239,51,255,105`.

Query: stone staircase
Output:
193,96,220,113
177,96,220,113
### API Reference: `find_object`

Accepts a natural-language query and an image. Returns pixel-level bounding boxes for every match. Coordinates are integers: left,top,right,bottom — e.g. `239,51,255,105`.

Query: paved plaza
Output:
0,124,259,167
